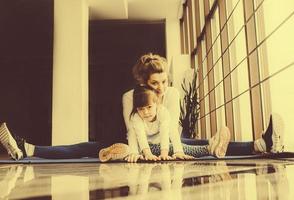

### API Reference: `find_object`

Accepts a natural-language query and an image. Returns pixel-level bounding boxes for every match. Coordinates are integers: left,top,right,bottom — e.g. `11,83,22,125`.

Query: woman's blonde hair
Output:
132,53,168,84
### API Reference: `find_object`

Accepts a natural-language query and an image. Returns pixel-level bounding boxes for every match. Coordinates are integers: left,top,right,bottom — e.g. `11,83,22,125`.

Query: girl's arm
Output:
122,91,139,154
131,114,159,161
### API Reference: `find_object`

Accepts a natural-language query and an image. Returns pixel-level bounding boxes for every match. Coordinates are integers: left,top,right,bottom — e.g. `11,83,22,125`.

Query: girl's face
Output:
137,102,157,122
146,72,168,97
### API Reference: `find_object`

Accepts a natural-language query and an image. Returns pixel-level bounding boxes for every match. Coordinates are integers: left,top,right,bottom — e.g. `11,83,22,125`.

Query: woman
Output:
122,53,284,162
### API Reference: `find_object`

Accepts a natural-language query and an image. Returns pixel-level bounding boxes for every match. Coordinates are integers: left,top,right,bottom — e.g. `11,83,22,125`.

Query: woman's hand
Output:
158,149,174,161
172,152,195,160
125,153,144,163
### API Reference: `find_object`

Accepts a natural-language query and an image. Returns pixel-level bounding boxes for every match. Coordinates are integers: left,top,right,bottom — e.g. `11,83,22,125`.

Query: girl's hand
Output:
172,152,195,160
144,153,160,161
159,149,174,161
142,148,159,161
125,153,144,163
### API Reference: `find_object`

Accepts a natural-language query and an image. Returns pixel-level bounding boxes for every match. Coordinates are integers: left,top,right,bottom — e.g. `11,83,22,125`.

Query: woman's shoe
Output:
254,113,284,153
0,123,24,160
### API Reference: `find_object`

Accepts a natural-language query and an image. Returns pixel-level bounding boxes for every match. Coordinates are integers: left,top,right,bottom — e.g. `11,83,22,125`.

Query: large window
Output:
180,0,294,149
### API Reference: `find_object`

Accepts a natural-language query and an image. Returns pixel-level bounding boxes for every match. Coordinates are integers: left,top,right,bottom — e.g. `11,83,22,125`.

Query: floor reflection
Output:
0,160,293,199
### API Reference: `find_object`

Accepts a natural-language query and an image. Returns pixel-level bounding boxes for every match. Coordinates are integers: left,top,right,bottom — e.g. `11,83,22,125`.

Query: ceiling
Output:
88,0,183,20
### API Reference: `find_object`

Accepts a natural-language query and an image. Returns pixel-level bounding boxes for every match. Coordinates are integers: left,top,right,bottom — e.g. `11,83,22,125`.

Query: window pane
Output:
197,116,201,139
258,12,294,80
229,28,247,70
233,92,253,141
211,7,220,43
231,60,249,98
211,7,222,64
215,82,224,108
201,37,207,62
255,0,294,43
214,59,223,87
226,0,240,17
209,0,215,10
199,0,205,31
191,0,197,48
216,105,226,130
206,113,211,138
185,9,191,53
227,0,245,44
205,95,210,115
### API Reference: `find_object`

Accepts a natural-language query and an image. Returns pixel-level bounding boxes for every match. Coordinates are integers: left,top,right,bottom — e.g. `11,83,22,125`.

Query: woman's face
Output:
146,72,168,97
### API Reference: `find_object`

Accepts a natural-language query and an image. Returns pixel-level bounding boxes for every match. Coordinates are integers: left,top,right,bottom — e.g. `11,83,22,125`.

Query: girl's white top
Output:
129,106,170,152
122,86,183,154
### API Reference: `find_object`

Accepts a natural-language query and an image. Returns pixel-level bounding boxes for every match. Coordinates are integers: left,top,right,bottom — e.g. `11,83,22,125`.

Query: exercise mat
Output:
0,152,293,164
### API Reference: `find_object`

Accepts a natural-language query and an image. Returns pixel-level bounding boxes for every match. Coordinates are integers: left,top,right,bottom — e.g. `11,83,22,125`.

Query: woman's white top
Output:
122,86,183,154
129,106,170,152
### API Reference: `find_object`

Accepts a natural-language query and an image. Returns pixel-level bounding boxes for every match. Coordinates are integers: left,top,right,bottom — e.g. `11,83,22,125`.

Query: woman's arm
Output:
158,107,173,160
164,88,184,153
158,107,170,151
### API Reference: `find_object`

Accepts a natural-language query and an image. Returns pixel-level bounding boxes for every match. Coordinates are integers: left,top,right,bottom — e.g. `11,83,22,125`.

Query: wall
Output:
52,0,89,145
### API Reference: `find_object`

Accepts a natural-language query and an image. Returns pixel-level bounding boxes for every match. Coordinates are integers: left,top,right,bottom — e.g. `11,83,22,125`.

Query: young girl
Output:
128,85,172,161
127,85,231,161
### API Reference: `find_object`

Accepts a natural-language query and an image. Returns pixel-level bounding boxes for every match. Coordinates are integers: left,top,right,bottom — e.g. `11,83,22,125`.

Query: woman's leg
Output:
181,138,255,156
0,122,104,159
34,142,103,159
181,113,284,156
148,143,209,157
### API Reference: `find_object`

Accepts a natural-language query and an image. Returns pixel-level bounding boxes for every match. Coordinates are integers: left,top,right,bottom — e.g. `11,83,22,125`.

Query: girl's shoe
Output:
99,143,130,162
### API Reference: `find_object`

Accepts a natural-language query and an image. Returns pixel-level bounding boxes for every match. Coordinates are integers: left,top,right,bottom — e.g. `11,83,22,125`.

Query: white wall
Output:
165,2,191,94
52,0,89,145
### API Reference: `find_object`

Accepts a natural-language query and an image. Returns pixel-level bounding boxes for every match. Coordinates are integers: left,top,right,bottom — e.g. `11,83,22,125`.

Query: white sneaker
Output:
99,143,129,162
271,113,285,153
0,123,23,160
254,113,284,153
208,126,231,158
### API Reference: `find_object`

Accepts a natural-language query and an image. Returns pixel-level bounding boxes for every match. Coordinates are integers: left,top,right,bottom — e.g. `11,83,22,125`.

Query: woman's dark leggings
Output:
33,138,254,159
181,138,255,156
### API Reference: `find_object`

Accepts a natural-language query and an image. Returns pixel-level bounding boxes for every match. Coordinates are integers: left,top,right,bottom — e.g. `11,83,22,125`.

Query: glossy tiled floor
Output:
0,158,294,199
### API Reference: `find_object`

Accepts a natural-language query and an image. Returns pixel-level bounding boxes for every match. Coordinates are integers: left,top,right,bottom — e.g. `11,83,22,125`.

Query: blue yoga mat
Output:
0,153,293,164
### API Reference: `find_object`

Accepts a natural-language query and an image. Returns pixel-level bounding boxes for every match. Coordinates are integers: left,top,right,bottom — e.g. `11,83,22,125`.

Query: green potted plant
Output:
179,70,200,138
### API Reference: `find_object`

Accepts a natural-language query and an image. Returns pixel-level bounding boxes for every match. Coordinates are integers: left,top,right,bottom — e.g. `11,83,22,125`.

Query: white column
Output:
52,0,89,145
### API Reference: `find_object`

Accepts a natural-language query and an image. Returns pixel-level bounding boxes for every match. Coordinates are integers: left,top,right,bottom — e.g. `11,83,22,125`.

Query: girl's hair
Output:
130,85,158,118
132,53,168,84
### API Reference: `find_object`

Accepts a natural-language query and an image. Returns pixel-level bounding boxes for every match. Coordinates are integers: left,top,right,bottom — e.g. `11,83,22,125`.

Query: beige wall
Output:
52,0,89,145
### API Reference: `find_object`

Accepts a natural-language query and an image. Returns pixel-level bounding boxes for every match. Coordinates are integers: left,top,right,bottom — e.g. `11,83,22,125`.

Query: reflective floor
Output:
0,158,294,199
